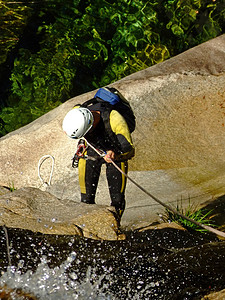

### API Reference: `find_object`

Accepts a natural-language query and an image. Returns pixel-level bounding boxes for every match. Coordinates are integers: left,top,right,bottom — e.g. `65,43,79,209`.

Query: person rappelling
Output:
62,87,135,220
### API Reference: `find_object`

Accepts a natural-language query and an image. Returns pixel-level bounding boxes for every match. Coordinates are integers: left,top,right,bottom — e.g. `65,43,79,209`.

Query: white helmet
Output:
62,107,94,139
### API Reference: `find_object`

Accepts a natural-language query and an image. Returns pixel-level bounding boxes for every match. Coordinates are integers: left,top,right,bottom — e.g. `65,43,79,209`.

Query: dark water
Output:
0,227,225,299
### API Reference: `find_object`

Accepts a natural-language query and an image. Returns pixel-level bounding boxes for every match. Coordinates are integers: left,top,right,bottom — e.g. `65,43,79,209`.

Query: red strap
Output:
76,144,86,157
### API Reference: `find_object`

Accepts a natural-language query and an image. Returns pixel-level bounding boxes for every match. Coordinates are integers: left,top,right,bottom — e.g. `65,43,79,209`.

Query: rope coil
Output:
38,155,55,187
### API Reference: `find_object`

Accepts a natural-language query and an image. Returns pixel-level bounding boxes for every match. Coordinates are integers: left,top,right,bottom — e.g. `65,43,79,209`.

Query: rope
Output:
83,138,225,239
38,155,55,186
3,225,11,266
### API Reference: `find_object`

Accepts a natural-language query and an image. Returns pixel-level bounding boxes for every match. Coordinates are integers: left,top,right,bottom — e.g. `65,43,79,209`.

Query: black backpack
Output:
81,87,136,133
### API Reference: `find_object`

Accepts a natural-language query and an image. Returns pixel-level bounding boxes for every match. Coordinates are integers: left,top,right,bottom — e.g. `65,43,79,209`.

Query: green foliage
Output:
9,182,16,192
163,198,216,233
0,1,32,64
0,0,224,136
162,0,224,53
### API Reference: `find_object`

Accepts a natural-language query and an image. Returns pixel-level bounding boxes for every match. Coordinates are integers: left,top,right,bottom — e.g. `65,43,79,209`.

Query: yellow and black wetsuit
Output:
78,103,135,216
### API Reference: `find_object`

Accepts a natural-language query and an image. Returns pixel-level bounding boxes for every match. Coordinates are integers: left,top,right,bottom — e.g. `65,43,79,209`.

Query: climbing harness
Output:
38,155,55,187
72,154,97,168
83,138,225,239
72,141,88,168
72,141,105,168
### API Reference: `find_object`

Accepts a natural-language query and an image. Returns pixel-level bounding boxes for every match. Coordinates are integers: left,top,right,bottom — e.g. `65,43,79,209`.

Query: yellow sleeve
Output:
109,110,135,160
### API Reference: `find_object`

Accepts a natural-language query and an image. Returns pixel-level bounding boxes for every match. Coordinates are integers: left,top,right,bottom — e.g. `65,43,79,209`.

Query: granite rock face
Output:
0,35,225,229
0,187,121,240
202,289,225,300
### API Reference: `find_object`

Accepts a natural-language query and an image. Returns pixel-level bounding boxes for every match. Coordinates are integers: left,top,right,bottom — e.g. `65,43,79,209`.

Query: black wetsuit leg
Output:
106,160,128,216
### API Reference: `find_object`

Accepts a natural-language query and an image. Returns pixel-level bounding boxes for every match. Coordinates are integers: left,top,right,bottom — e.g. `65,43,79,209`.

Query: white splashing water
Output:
0,252,112,300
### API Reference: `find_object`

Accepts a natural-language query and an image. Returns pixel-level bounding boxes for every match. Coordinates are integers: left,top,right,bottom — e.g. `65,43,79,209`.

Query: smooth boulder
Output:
0,34,225,228
0,187,122,240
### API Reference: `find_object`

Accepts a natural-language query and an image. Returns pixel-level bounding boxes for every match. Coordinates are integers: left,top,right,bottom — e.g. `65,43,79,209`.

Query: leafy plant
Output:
0,0,224,136
0,0,32,64
162,198,216,233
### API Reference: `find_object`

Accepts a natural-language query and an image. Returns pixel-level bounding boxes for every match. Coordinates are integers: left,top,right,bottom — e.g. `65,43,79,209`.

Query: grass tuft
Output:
162,198,216,233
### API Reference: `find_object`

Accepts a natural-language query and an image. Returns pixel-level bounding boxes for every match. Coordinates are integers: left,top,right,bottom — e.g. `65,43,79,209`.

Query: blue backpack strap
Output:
94,88,120,105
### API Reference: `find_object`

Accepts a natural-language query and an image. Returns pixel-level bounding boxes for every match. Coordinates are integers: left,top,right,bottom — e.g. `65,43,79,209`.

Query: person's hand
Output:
104,150,115,163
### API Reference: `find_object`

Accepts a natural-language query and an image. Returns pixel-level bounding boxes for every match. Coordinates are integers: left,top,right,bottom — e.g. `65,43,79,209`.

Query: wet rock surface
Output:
202,289,225,300
0,226,224,299
0,187,121,240
1,186,225,243
0,285,37,300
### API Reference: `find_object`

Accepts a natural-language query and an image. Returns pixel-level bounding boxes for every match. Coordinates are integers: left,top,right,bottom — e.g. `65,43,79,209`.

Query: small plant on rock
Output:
9,182,16,192
162,198,216,233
